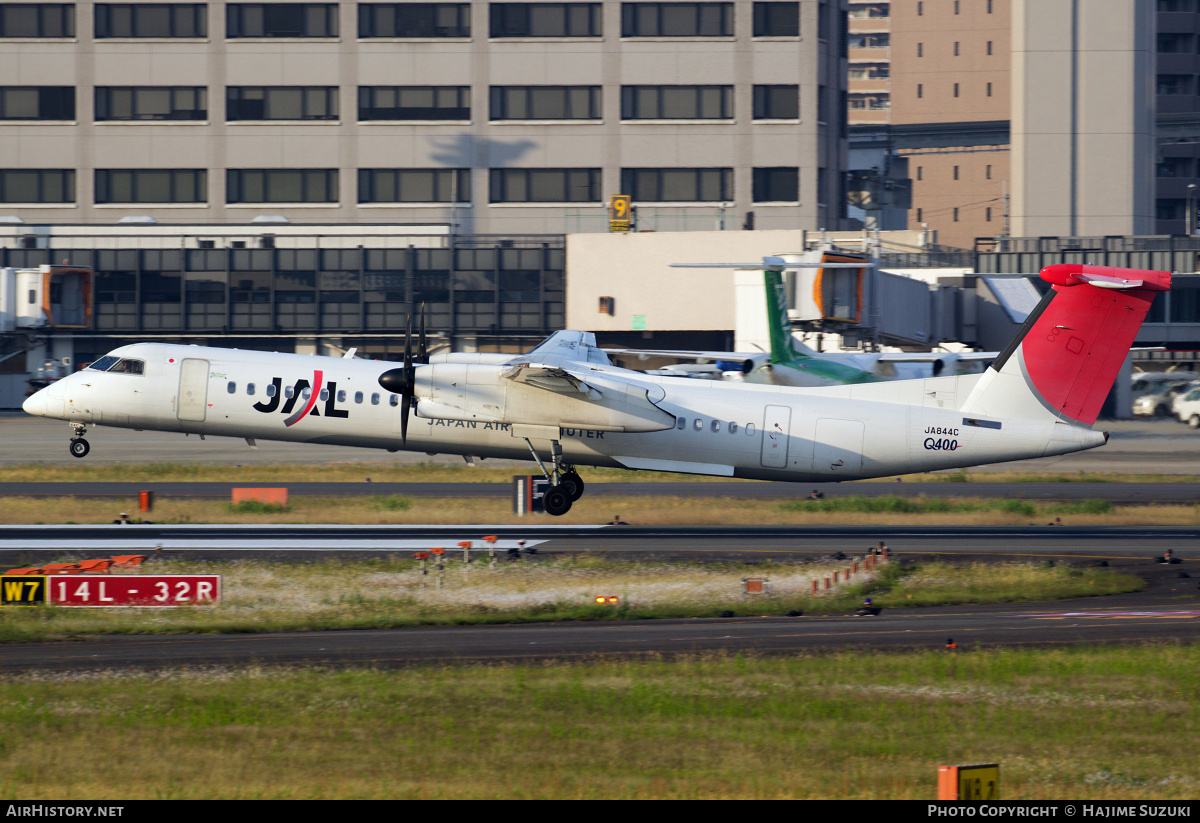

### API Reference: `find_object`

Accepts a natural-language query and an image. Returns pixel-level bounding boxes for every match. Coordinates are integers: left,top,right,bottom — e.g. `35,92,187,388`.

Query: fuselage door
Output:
178,358,209,422
813,419,865,474
760,404,791,468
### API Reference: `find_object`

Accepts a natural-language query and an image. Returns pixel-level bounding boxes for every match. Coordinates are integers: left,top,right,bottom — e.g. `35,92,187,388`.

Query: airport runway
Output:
0,523,1196,561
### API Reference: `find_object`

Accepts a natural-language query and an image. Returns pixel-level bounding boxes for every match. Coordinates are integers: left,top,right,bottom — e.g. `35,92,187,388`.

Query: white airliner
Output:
22,263,1169,516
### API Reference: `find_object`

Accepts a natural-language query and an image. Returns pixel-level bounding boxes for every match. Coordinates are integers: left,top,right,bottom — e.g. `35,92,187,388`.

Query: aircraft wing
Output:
501,362,603,399
876,351,995,362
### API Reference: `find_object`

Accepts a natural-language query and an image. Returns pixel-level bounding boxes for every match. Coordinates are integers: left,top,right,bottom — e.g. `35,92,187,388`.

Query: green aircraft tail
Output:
764,269,805,365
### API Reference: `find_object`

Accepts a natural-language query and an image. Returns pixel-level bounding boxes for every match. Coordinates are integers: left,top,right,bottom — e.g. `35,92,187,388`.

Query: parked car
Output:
1130,371,1197,396
1171,385,1200,428
1132,380,1196,417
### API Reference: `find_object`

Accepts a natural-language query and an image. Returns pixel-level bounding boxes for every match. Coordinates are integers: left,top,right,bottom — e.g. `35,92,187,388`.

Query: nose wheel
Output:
68,423,90,458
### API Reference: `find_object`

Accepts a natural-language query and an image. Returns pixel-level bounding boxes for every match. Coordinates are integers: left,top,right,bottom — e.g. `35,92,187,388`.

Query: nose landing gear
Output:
68,423,90,458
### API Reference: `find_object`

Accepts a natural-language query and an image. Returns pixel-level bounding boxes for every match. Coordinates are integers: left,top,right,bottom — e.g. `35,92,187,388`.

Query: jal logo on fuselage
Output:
252,371,350,427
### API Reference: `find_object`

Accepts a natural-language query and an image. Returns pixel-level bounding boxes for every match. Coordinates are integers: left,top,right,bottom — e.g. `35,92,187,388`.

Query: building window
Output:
917,84,923,99
954,41,959,56
0,4,75,37
490,86,601,120
621,86,731,119
753,167,798,202
359,168,469,203
0,87,74,120
953,207,959,222
953,83,959,97
621,3,733,37
620,168,732,202
359,3,470,37
95,3,206,37
752,85,798,119
96,169,206,203
953,166,959,180
227,4,338,38
986,207,991,222
752,2,797,36
986,165,992,179
489,168,600,203
95,87,206,121
359,86,469,120
490,3,601,37
0,169,74,203
986,82,992,97
227,169,338,203
227,87,339,121
917,166,922,181
1158,75,1194,96
917,42,922,57
987,40,993,55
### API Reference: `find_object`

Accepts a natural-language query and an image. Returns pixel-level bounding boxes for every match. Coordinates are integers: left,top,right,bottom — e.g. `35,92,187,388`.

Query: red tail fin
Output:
963,265,1170,426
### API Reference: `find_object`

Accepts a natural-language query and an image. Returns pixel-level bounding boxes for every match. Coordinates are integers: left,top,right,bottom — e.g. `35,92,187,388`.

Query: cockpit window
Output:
87,356,144,375
109,359,145,375
87,356,120,371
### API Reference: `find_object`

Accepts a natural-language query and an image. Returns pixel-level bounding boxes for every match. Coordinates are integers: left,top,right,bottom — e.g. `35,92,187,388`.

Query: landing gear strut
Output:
68,423,90,458
524,438,584,516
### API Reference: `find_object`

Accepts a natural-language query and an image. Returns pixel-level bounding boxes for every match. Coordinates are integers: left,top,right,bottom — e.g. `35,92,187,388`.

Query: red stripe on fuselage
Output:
283,370,324,427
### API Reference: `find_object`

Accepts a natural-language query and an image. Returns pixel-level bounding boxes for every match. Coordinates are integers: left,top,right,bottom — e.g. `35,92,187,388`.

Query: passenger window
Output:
389,394,399,407
227,381,236,394
247,383,256,396
285,386,294,398
676,417,686,430
371,393,380,405
301,387,312,400
337,390,346,403
355,391,364,404
710,420,721,433
746,423,756,435
319,389,329,401
728,422,738,434
693,418,703,431
266,384,277,397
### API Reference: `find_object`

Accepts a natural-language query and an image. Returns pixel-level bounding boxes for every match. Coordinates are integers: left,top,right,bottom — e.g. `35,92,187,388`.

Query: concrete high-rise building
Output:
0,0,850,234
850,0,1165,248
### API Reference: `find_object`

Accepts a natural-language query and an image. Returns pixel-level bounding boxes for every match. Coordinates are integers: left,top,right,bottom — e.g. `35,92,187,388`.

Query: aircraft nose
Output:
22,390,47,417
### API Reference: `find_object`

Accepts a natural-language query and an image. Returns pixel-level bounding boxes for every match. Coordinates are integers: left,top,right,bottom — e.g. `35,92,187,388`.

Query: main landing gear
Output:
524,438,585,516
68,423,90,458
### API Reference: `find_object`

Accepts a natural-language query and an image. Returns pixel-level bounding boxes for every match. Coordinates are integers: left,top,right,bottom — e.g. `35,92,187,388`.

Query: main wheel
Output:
560,471,585,502
69,438,90,458
542,486,573,516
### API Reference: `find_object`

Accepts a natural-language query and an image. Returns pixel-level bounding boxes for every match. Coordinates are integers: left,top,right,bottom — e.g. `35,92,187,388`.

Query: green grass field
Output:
2,645,1196,799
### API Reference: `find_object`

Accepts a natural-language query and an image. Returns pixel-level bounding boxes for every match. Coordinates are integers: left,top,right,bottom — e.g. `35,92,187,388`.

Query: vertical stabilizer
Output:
960,265,1170,426
764,269,802,365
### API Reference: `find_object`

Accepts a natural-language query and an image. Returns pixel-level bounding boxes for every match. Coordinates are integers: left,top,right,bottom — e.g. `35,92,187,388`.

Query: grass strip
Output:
0,461,1195,485
0,558,1144,641
4,494,1197,526
0,644,1196,799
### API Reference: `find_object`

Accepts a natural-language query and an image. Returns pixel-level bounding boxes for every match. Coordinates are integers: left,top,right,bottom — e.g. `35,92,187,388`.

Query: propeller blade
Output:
401,392,411,444
418,305,428,364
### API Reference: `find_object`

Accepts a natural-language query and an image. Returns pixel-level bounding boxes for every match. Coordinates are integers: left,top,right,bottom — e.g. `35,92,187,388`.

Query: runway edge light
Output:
937,763,999,800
